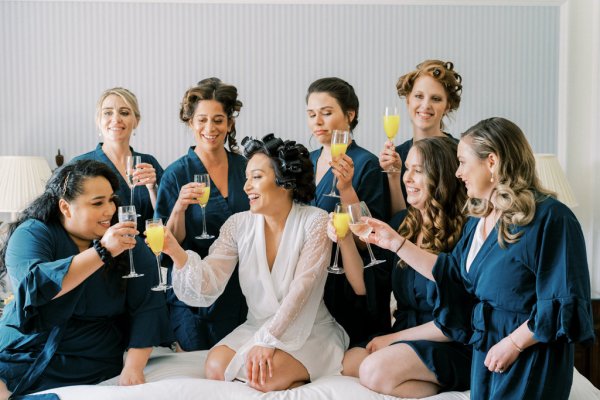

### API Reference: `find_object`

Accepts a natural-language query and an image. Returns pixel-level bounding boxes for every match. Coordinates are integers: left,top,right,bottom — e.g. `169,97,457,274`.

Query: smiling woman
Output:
154,78,249,353
72,88,164,234
0,159,171,398
158,133,348,392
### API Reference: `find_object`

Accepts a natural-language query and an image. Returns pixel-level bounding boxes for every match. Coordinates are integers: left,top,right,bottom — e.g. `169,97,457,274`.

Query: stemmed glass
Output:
119,205,144,278
145,218,172,291
328,203,350,274
324,130,351,198
194,174,214,240
126,156,142,216
383,106,401,173
347,201,385,268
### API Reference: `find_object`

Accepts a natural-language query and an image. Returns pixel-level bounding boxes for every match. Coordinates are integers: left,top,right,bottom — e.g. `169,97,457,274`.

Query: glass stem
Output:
201,205,208,235
365,242,377,262
330,176,338,195
332,243,341,269
128,249,135,275
155,254,163,285
130,185,135,206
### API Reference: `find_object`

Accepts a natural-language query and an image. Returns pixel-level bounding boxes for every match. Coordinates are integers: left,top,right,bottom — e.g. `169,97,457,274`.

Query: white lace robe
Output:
172,203,349,380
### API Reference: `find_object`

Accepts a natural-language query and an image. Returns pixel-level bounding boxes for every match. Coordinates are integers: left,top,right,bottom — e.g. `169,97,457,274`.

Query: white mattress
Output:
38,347,599,400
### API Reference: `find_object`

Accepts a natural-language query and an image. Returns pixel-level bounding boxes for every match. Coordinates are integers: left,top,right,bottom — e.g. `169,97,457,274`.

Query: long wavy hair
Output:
0,159,125,279
461,117,555,246
180,78,243,153
398,137,467,264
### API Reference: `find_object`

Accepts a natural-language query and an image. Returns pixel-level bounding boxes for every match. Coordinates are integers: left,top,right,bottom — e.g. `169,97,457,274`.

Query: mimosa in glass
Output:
119,205,143,278
328,203,350,274
347,201,385,268
145,218,172,291
383,106,401,173
325,130,351,198
193,174,214,239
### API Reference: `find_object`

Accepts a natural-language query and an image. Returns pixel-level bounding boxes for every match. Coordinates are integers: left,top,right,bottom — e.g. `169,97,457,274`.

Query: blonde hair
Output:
95,87,141,127
461,117,555,247
398,137,467,265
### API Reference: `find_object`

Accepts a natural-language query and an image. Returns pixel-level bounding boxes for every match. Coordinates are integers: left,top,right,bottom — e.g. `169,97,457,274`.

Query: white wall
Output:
1,0,599,295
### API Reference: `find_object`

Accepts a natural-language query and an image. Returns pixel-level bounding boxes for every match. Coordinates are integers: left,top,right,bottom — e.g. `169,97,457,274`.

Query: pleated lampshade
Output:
534,154,578,208
0,156,52,219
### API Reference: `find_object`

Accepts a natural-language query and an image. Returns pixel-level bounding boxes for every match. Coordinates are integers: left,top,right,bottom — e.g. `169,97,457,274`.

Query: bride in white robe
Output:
162,134,349,391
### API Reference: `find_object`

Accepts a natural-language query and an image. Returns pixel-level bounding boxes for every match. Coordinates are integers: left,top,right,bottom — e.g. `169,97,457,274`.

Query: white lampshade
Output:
534,154,578,208
0,156,52,217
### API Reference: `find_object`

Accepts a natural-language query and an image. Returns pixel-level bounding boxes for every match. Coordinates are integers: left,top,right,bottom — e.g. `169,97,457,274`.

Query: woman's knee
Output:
204,348,232,380
358,355,394,394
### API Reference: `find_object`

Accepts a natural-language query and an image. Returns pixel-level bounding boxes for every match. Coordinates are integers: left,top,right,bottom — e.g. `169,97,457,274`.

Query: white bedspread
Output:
39,348,600,400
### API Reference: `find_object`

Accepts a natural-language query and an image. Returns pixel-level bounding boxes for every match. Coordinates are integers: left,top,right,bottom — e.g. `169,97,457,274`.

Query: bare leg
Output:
248,349,309,392
342,347,369,377
205,345,236,380
359,343,440,398
0,380,10,400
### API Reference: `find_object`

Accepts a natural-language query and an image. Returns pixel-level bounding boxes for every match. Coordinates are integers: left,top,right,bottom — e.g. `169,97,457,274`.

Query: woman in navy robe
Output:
331,137,471,397
0,159,171,398
73,87,163,234
363,118,594,399
379,60,462,215
305,77,389,346
155,78,248,352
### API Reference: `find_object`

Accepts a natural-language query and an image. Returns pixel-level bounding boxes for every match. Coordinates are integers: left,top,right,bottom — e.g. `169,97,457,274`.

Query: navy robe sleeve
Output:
526,201,595,344
431,218,478,344
4,221,77,333
125,238,173,348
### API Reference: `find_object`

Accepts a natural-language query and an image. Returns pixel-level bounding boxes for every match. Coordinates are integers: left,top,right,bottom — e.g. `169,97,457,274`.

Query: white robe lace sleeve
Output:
171,214,240,307
252,209,331,351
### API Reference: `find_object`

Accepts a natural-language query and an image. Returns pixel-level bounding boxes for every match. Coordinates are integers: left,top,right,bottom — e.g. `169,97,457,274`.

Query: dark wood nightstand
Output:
574,299,600,388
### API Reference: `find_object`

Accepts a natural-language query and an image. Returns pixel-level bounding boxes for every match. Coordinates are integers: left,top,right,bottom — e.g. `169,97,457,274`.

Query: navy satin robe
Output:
310,141,391,346
0,220,172,395
155,147,248,350
432,197,594,399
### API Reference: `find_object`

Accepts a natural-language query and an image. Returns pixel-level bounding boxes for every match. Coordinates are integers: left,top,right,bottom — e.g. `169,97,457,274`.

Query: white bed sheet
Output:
39,348,599,400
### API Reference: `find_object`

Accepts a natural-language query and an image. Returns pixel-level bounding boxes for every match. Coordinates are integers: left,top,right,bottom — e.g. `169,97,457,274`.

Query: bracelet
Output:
394,236,407,254
508,333,523,353
92,240,114,265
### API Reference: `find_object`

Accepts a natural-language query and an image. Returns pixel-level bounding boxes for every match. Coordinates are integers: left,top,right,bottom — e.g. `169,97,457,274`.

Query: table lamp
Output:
0,156,52,221
534,154,578,208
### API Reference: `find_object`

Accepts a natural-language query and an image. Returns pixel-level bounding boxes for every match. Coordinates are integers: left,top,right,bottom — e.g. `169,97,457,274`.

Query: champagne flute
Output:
126,156,142,215
324,130,351,198
119,205,143,278
383,106,400,173
146,218,172,291
328,203,350,274
194,174,214,240
347,201,385,268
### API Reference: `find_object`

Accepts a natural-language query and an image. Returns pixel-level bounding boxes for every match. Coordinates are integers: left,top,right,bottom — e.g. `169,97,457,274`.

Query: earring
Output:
98,132,102,138
490,172,495,183
133,130,136,137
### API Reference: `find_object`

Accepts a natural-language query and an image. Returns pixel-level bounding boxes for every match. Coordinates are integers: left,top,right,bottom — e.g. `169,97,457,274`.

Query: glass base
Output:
323,192,340,198
364,259,386,268
327,266,345,274
151,284,172,292
122,272,144,279
382,167,401,174
195,233,215,239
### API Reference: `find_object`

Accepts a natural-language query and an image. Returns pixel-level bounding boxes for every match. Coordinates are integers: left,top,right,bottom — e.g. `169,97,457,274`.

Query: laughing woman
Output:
161,134,348,392
155,78,248,351
0,160,171,399
363,118,594,399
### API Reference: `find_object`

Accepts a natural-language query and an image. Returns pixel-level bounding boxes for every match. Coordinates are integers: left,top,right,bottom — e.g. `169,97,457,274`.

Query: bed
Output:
38,347,600,400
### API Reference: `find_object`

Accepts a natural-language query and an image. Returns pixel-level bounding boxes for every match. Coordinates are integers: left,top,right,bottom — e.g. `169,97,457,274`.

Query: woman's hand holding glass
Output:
347,202,385,268
329,153,355,194
172,182,205,214
119,205,143,279
145,218,172,291
379,141,402,175
158,227,189,269
327,205,350,274
100,221,138,258
360,216,405,253
130,162,158,190
325,130,350,198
